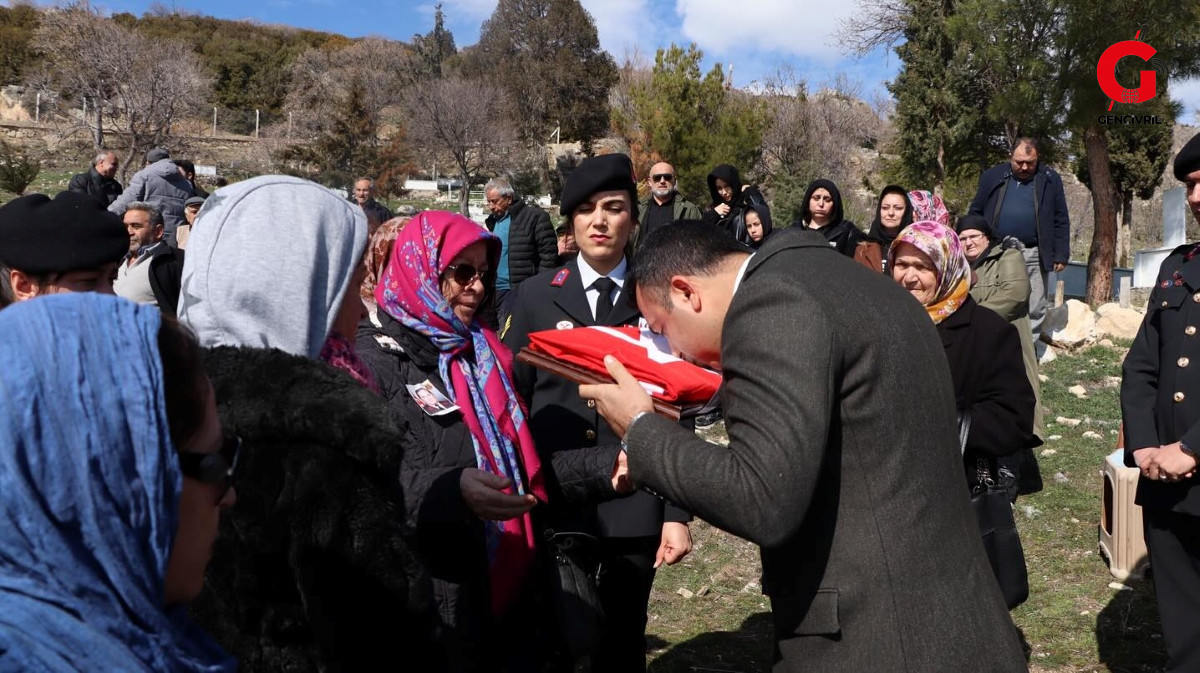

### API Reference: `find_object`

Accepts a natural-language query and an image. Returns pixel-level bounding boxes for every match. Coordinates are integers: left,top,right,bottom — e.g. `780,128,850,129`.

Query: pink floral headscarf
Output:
907,190,951,228
888,220,971,324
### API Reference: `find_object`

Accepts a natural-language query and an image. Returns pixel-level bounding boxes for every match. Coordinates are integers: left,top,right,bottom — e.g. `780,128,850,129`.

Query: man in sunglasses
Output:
635,162,701,251
503,154,692,672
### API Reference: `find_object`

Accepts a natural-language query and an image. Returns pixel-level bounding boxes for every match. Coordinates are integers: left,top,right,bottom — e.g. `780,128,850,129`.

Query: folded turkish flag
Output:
526,326,721,405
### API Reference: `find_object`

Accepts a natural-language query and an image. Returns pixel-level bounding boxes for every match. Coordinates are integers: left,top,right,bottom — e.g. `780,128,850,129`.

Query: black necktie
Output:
593,277,616,324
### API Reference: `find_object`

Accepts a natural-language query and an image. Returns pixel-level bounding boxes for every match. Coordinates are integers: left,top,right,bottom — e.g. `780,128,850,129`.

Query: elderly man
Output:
0,191,127,306
968,138,1070,344
483,177,559,324
1121,132,1200,673
108,148,194,249
68,151,123,206
635,161,700,249
581,223,1026,673
113,202,185,316
352,177,392,231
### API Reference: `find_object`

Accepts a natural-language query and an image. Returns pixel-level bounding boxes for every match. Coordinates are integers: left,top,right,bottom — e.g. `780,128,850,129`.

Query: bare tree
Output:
284,38,415,140
403,77,517,215
33,3,209,177
836,0,910,57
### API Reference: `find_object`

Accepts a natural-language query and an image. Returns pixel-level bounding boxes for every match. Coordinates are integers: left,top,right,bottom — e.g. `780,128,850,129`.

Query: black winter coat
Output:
190,346,431,673
701,164,766,241
146,244,184,317
936,297,1040,487
356,311,615,670
67,166,122,206
485,200,560,289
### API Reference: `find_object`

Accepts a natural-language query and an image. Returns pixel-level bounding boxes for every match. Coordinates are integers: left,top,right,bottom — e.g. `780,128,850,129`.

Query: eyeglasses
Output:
651,173,675,183
443,263,492,286
178,435,241,504
958,233,987,243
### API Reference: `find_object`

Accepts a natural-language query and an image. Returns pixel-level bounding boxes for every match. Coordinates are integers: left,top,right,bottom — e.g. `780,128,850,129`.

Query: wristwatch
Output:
1181,440,1196,458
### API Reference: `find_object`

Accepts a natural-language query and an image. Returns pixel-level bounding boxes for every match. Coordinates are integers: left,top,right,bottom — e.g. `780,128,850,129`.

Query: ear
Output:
669,275,702,313
10,269,38,302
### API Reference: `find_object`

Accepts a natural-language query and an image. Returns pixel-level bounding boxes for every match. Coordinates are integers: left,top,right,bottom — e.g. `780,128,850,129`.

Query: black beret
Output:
560,153,639,221
1173,132,1200,182
0,191,129,275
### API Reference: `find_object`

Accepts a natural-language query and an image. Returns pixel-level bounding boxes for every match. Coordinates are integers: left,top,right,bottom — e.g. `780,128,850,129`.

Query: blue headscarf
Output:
0,294,234,672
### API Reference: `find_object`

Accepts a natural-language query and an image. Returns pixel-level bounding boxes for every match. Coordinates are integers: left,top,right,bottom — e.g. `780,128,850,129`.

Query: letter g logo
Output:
1097,39,1157,105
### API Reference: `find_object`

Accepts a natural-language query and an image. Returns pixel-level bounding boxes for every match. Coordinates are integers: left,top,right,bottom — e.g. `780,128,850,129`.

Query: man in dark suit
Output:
503,154,691,672
582,223,1026,673
1121,132,1200,673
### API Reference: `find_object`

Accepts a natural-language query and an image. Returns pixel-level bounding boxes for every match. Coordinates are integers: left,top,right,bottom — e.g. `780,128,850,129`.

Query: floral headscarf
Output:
888,220,971,324
907,189,951,228
360,216,412,313
375,210,546,615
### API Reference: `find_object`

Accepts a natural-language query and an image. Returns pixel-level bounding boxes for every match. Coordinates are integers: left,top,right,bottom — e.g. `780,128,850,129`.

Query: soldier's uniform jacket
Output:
502,258,691,537
1122,242,1200,514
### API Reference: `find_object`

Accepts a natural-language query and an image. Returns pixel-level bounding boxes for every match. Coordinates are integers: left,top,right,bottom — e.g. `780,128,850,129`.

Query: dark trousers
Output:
1145,509,1200,673
591,535,660,673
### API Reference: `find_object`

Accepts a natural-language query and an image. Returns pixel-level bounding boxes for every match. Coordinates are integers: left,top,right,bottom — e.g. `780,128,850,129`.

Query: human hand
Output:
579,356,655,438
459,468,537,520
655,522,692,568
611,449,633,494
1053,262,1067,273
715,203,731,217
1153,442,1198,481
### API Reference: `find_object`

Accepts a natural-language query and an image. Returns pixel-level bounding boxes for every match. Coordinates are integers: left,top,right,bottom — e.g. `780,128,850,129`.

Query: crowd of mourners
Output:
0,130,1198,673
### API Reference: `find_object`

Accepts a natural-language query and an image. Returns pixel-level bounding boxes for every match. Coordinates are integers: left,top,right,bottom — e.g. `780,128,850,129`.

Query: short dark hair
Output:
173,159,195,175
157,316,209,450
627,221,748,310
1013,137,1039,154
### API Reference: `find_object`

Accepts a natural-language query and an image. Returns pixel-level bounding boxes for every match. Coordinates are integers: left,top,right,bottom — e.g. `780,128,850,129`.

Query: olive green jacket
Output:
971,241,1043,439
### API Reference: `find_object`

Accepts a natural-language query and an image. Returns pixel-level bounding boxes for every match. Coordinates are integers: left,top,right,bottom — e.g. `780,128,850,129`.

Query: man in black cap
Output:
1121,131,1200,673
502,153,692,672
0,191,128,307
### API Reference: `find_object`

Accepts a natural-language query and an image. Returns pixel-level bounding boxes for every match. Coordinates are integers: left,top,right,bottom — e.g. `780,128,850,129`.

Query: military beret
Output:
559,153,639,222
1173,132,1200,182
145,147,170,163
0,191,129,275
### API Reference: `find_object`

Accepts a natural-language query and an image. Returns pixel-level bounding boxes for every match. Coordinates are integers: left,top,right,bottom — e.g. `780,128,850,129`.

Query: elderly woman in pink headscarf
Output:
355,210,628,670
889,220,1040,492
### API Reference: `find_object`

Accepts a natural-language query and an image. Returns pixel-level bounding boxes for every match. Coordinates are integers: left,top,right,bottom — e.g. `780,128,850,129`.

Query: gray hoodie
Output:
178,175,368,359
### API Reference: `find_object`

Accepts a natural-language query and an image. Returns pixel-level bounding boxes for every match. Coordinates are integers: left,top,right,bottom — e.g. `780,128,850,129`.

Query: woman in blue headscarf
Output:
0,293,236,672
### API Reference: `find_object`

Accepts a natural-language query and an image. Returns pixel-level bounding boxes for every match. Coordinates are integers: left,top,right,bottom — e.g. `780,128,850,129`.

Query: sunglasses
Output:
651,173,675,183
178,435,242,504
443,263,493,286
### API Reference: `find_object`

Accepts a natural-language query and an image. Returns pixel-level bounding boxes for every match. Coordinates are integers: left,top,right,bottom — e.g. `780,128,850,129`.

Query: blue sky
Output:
57,0,1200,122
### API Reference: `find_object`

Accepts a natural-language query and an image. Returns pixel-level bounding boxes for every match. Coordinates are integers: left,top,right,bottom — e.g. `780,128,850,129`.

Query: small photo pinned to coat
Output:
407,380,459,417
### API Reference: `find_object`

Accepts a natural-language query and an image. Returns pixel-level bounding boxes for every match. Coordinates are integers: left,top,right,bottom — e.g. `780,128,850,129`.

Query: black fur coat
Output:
189,346,434,672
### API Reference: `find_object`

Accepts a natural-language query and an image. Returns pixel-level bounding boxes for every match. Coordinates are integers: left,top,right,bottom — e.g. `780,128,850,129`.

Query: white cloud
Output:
675,0,856,61
1170,76,1200,125
441,0,498,25
580,0,653,61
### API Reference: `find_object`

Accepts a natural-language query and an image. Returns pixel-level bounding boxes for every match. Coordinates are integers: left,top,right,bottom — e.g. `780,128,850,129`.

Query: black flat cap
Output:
1174,132,1200,182
560,153,639,221
0,191,129,274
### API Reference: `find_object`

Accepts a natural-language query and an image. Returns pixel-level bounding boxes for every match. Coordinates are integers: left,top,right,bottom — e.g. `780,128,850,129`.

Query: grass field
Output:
644,341,1169,673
